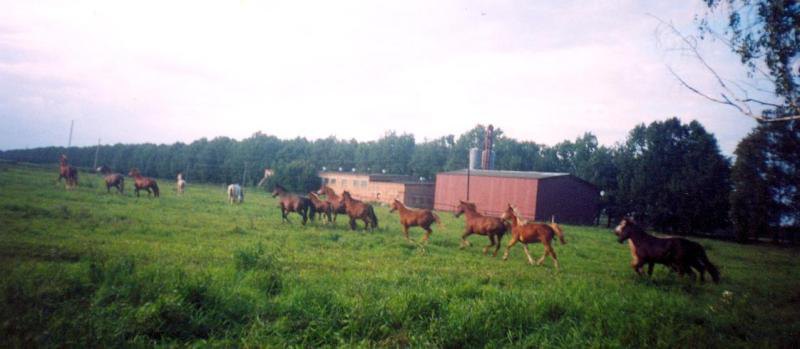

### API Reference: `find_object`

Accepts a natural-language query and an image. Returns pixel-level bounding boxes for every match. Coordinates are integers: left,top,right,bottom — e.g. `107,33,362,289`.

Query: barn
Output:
318,171,435,209
434,169,599,225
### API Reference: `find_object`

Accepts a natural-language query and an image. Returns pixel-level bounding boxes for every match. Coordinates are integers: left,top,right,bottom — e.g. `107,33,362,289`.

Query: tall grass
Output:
0,164,798,347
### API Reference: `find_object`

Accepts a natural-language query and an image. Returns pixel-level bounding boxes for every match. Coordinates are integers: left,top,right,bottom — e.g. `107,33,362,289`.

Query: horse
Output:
128,168,160,197
340,191,378,231
58,154,78,189
614,218,720,283
317,185,348,222
96,165,124,194
177,173,186,195
500,204,560,269
227,184,244,204
454,200,507,256
389,199,441,243
308,192,333,223
272,184,315,225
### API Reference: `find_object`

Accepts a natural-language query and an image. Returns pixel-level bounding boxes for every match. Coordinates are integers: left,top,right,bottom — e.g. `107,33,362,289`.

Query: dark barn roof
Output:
439,169,569,179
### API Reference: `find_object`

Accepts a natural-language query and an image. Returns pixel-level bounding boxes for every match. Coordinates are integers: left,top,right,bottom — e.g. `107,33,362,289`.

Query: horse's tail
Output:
550,216,566,245
368,205,379,229
307,201,317,221
432,212,443,227
152,182,160,197
698,249,720,283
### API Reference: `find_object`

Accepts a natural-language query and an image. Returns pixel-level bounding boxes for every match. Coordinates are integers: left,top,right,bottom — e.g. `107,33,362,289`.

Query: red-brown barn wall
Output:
434,173,538,218
534,177,599,225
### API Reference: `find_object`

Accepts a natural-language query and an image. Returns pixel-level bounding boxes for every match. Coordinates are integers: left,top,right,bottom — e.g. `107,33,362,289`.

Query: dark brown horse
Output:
272,185,315,225
614,218,720,283
340,191,378,231
500,204,560,269
454,200,507,256
317,185,348,222
58,154,78,189
389,199,441,243
97,165,124,194
128,168,159,197
308,192,333,223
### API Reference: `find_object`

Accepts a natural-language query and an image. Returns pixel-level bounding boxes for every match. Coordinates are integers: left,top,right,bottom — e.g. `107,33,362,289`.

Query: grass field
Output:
0,163,798,348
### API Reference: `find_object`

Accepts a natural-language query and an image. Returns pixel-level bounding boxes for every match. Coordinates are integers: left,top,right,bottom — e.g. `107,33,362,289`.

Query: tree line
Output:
1,117,796,242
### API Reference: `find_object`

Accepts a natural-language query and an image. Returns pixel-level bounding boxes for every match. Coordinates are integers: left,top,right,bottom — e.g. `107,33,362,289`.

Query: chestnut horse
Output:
317,185,348,222
340,191,378,231
614,218,720,283
454,201,507,256
500,204,559,269
272,185,315,225
58,154,78,189
128,168,160,197
389,199,441,243
96,165,124,194
308,192,333,223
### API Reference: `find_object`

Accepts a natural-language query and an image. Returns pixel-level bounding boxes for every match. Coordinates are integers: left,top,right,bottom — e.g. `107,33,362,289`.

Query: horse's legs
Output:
300,207,308,226
502,238,518,261
522,244,535,265
460,230,473,249
135,188,140,197
647,262,655,276
422,226,432,244
482,235,494,255
349,217,357,231
633,260,646,276
548,246,560,270
402,225,411,241
493,235,503,257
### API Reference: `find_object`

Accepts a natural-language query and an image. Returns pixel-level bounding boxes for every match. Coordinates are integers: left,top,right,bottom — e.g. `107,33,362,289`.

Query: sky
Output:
0,0,774,154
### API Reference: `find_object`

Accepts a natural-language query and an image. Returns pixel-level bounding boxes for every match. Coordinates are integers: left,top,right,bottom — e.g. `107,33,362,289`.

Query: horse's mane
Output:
274,184,286,192
509,205,529,225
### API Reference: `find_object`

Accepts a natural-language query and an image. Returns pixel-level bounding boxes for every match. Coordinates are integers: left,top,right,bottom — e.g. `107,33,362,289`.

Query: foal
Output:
389,199,441,243
340,191,378,231
454,201,507,256
58,154,79,189
500,204,559,269
308,192,333,223
317,185,347,222
614,218,720,283
128,168,160,197
97,166,124,194
272,185,314,225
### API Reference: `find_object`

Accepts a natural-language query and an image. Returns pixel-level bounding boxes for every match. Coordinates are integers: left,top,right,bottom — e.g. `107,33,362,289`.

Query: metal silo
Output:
469,148,481,170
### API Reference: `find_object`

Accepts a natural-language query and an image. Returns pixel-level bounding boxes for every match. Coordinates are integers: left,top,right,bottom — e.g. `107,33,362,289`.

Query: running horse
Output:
128,168,160,197
454,201,507,256
500,204,561,269
339,191,378,231
58,154,79,189
614,218,720,283
308,192,333,223
272,184,315,225
316,185,348,222
389,199,441,243
96,165,124,194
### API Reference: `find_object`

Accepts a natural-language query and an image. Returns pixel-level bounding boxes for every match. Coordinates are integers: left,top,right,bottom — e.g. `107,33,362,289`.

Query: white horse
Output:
177,173,186,195
227,184,244,204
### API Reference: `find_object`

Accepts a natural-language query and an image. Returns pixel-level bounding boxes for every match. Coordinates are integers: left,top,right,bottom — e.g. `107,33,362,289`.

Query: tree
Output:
265,160,321,194
616,118,731,233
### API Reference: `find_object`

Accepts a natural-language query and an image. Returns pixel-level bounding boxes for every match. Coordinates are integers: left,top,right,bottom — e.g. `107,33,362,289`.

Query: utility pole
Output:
93,138,101,169
67,120,74,148
466,166,471,201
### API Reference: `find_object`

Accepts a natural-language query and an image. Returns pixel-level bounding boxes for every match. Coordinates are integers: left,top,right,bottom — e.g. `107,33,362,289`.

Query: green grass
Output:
0,163,798,348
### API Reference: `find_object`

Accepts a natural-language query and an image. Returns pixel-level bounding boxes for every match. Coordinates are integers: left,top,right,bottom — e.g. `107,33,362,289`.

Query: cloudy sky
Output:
0,0,770,153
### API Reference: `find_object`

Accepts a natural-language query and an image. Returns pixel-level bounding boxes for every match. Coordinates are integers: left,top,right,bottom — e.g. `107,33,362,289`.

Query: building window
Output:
330,178,336,184
353,180,358,187
360,180,367,187
323,178,329,184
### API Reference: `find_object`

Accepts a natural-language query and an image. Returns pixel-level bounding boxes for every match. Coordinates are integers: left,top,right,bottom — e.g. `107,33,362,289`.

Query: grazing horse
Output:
177,173,186,195
500,204,560,269
308,192,333,223
454,200,507,256
317,185,348,222
58,154,79,189
389,199,441,243
96,165,124,194
128,168,160,197
614,218,720,283
227,184,244,204
272,185,315,225
339,191,378,231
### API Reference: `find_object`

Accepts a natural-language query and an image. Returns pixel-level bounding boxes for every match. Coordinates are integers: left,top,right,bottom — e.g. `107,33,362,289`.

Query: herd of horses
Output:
55,154,721,283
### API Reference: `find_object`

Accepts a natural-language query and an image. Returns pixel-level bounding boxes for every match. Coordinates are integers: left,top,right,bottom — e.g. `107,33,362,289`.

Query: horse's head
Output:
128,168,140,177
59,154,68,165
500,203,516,222
389,199,401,213
317,185,329,195
341,191,352,200
454,200,475,218
614,217,637,243
271,184,286,198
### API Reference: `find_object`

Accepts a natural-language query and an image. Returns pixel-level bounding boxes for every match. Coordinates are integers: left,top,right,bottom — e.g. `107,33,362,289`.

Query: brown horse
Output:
272,185,315,225
389,199,441,243
454,200,507,256
58,154,78,189
308,192,333,223
500,204,560,269
317,185,348,222
128,168,160,197
96,165,124,194
614,218,720,283
340,191,378,231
